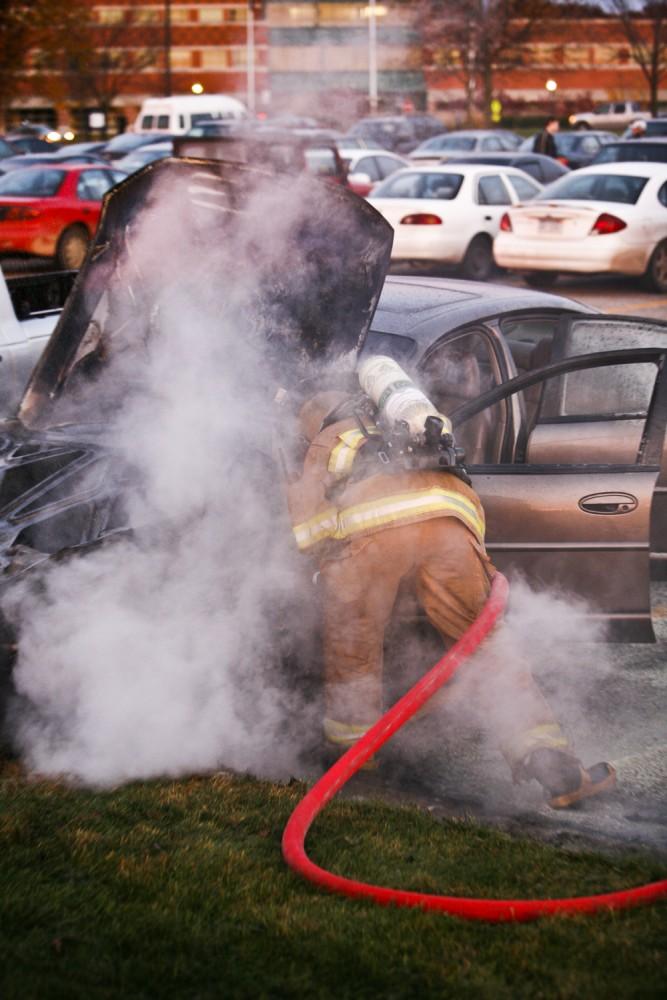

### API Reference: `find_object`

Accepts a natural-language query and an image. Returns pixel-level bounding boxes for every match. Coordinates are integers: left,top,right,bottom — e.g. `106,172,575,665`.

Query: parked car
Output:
409,130,520,164
568,101,648,130
431,151,569,185
4,137,53,154
368,163,542,280
5,123,64,144
0,268,74,415
521,130,617,169
592,138,667,165
346,116,444,154
101,131,178,162
338,148,409,196
0,150,110,175
493,161,667,292
114,141,174,175
0,138,16,161
0,163,127,269
621,117,667,139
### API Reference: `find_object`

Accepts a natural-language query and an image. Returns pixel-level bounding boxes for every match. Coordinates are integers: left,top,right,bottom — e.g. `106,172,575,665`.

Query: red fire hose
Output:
282,572,667,922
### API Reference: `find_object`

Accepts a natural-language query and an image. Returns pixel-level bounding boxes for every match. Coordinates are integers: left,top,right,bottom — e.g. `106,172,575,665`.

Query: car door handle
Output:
578,492,638,515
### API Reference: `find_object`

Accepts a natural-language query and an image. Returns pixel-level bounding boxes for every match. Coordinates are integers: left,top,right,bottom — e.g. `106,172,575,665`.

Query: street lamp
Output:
164,0,172,97
363,2,387,115
545,79,558,93
191,83,204,95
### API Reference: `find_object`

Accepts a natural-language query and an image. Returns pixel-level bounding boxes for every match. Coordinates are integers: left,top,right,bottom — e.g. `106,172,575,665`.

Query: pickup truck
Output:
0,269,74,415
568,101,649,130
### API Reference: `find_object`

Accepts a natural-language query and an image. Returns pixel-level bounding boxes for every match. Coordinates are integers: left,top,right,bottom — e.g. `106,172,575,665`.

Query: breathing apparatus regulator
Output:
356,355,470,484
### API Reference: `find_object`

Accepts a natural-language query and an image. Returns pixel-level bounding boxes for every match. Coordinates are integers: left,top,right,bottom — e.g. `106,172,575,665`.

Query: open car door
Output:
452,348,667,641
553,314,667,580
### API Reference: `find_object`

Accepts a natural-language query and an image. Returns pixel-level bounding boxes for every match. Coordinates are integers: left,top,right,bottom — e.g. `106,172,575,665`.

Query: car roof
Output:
385,162,537,177
566,160,667,176
369,275,593,348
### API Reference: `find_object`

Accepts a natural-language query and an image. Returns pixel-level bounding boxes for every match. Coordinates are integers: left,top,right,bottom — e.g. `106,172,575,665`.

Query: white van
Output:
133,95,248,135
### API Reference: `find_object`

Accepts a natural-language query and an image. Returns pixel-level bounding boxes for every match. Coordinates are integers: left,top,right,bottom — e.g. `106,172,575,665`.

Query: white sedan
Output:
368,163,542,281
493,161,667,291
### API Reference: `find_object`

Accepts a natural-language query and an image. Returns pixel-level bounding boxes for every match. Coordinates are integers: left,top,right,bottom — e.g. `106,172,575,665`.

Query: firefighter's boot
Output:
525,747,616,809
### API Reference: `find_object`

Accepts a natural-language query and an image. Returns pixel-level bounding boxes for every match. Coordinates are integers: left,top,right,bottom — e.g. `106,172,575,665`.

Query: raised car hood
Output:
18,157,394,428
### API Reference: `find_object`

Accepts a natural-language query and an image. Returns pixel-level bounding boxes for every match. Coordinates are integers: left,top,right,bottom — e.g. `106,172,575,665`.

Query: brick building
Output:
4,1,665,134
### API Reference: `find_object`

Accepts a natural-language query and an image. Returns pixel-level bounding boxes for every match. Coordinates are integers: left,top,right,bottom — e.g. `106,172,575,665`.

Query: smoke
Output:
3,169,339,787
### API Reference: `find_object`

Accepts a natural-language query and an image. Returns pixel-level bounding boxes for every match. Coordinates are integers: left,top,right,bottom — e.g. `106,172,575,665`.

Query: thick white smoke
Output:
4,171,326,786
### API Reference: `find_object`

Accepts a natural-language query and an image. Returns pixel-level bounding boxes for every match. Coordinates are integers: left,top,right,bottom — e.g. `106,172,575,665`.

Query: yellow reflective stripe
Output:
522,723,570,750
292,487,485,550
437,412,453,434
324,717,371,746
328,428,369,479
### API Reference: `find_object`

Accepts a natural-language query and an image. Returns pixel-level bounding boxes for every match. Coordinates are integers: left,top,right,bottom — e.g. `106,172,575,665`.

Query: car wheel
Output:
524,271,558,288
459,235,494,281
56,225,90,270
642,240,667,293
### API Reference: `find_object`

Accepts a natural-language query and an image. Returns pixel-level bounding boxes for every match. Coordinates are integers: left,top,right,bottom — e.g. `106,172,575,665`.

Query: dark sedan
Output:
522,130,617,169
592,138,667,165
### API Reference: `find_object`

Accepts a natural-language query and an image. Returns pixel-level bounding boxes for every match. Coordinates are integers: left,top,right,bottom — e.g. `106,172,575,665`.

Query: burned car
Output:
0,156,665,746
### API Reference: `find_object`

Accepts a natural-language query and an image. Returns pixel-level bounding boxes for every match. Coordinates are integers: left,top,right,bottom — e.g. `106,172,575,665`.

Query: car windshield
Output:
538,172,648,204
372,171,464,199
0,168,65,196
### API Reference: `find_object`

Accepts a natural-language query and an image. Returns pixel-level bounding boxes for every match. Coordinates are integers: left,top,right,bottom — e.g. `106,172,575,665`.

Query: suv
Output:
346,115,445,154
568,101,648,130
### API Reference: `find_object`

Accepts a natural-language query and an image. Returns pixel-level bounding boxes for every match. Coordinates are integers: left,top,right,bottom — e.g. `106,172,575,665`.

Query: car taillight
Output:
400,213,442,225
4,206,41,221
590,213,627,235
556,156,569,166
499,212,512,232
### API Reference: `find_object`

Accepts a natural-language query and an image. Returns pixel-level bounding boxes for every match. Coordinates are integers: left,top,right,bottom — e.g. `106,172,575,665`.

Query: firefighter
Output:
284,359,616,809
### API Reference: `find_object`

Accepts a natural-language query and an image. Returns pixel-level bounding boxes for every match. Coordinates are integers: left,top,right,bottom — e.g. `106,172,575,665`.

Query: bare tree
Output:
422,0,553,124
611,1,667,115
32,3,158,135
0,0,75,116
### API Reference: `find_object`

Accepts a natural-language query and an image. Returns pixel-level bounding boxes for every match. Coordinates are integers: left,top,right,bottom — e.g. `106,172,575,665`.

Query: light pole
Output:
247,2,256,114
368,0,378,114
164,0,172,97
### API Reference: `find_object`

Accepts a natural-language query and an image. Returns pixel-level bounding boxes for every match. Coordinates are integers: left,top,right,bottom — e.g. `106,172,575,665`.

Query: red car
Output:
0,163,127,269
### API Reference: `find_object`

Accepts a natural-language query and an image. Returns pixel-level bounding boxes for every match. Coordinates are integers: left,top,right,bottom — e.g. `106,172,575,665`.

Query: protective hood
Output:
18,156,393,427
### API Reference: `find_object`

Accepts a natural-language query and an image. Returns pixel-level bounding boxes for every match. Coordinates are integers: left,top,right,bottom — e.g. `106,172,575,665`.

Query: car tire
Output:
459,235,494,281
524,271,559,288
642,240,667,293
56,225,90,270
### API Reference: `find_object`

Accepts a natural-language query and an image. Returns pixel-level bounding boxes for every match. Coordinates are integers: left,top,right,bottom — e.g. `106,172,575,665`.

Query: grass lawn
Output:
1,757,665,999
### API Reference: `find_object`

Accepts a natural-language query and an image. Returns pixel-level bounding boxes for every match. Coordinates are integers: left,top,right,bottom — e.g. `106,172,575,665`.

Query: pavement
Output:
341,581,667,859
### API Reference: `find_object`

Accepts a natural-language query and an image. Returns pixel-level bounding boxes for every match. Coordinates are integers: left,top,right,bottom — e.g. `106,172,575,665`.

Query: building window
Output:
201,49,229,69
269,3,316,27
97,6,125,24
133,8,162,25
170,49,194,69
229,47,248,68
200,7,224,24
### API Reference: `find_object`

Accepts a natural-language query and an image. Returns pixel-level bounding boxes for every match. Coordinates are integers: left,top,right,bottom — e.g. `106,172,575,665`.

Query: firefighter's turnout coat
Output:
287,393,570,768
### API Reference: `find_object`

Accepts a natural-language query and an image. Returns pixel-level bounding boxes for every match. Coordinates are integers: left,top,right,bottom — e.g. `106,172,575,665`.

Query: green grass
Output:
1,758,665,1000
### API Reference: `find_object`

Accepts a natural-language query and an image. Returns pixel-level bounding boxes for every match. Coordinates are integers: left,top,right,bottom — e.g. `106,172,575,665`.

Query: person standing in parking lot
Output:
533,116,560,158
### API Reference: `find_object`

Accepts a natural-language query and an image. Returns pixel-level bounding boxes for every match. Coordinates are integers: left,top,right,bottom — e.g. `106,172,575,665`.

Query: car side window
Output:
477,174,511,205
77,170,114,201
377,155,402,177
140,115,153,129
542,364,655,418
515,159,541,181
507,174,540,201
482,137,503,150
356,156,380,181
659,181,667,207
419,331,505,464
157,115,169,129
